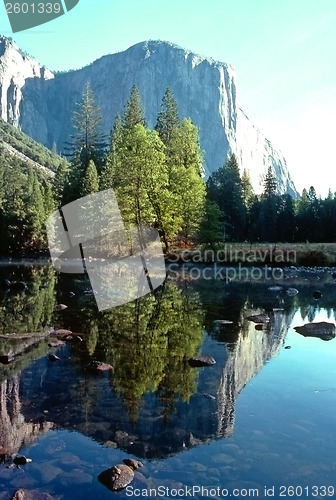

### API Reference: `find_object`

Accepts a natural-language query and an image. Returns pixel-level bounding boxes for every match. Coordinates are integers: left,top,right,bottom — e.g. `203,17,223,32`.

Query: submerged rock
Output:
294,322,336,341
98,460,143,491
123,458,143,469
313,290,322,299
12,489,55,500
286,287,299,296
48,340,66,348
62,334,83,343
188,355,216,367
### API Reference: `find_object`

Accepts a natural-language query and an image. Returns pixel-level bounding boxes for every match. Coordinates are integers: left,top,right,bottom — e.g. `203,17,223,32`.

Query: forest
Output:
0,82,336,256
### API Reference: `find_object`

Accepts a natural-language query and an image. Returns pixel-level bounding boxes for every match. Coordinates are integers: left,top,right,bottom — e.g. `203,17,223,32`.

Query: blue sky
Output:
1,0,335,196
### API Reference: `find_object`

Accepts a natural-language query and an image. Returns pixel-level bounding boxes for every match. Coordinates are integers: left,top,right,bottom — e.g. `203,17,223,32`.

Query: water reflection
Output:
1,263,336,467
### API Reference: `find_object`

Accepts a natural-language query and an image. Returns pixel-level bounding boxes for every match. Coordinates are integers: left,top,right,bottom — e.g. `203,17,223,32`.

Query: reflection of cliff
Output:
216,311,295,438
0,375,52,460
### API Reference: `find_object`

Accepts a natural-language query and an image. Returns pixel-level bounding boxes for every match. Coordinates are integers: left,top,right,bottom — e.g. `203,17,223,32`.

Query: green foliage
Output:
64,82,106,203
0,150,54,254
80,160,99,197
263,165,277,198
166,119,206,241
123,85,146,130
198,200,223,246
207,154,245,240
155,87,180,144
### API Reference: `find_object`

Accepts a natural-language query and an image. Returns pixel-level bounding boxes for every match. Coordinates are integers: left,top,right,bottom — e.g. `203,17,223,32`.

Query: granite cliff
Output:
0,36,297,195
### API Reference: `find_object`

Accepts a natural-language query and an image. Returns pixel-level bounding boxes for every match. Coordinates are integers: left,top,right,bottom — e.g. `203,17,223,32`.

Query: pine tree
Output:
199,200,223,246
155,88,180,144
70,80,104,154
241,169,254,208
64,82,105,203
123,86,146,131
206,154,245,240
263,166,277,197
53,160,68,206
100,115,123,191
80,160,99,197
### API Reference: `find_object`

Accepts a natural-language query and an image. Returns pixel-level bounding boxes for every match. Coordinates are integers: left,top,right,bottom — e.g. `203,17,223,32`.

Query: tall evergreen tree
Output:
263,166,277,197
123,86,146,131
80,160,99,197
64,82,105,203
100,115,123,191
241,169,254,208
155,88,180,144
206,154,245,240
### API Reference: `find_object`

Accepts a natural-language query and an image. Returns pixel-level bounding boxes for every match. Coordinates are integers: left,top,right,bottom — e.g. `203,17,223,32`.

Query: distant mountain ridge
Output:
0,117,61,178
0,36,298,196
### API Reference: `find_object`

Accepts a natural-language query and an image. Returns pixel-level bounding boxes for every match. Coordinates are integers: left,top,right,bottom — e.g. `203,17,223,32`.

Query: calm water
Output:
0,262,336,499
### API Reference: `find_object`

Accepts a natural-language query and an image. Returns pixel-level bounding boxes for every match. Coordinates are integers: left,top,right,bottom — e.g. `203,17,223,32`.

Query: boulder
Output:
246,313,270,324
87,361,113,373
98,464,135,491
56,304,68,311
294,322,336,341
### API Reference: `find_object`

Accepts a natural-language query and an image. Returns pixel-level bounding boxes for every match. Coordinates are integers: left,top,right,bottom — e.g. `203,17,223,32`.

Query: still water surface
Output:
0,263,336,499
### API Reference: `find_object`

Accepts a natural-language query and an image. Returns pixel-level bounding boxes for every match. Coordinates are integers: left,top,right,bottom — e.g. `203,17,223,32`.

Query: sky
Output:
0,0,335,196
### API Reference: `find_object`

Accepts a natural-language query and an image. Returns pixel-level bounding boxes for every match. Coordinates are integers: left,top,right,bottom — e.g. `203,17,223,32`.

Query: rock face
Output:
0,36,297,195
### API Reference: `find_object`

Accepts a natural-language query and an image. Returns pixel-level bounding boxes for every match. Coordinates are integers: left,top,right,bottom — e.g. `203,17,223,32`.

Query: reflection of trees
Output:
0,265,56,335
97,282,204,424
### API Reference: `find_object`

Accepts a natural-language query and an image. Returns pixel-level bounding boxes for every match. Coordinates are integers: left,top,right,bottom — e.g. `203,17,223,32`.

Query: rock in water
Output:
48,340,66,348
13,456,32,466
87,361,113,373
51,329,72,337
294,322,336,341
123,458,143,469
286,288,299,296
62,334,83,343
313,290,322,299
98,464,135,491
48,354,60,362
188,355,216,367
246,313,270,323
12,489,55,500
56,304,68,311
